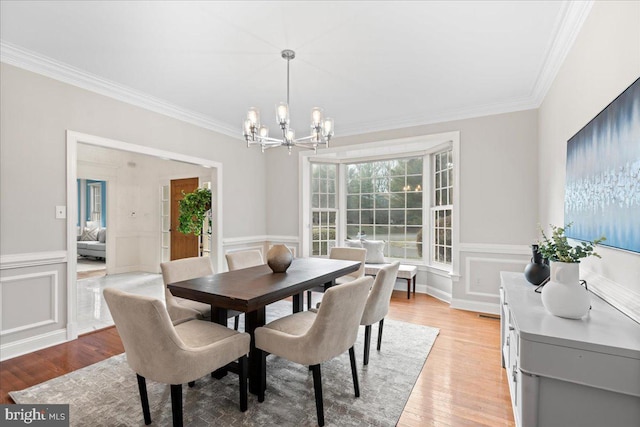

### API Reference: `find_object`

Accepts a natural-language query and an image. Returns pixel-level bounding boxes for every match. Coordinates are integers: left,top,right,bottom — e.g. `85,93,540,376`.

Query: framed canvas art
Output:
565,77,640,254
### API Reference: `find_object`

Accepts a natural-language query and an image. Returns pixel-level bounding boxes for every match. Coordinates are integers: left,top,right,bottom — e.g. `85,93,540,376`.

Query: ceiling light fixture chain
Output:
243,49,334,154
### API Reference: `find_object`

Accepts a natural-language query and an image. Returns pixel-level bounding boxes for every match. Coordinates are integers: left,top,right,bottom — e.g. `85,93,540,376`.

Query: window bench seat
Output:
364,263,417,299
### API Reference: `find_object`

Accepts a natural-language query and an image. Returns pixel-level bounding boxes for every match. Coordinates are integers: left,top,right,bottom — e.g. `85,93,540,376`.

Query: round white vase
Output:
541,261,590,319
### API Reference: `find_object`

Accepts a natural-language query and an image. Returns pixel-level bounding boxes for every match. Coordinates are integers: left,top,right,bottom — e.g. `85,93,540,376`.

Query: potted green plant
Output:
536,223,605,319
177,188,212,237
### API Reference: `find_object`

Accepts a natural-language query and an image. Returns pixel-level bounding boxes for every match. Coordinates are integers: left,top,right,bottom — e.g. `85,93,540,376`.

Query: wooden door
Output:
170,177,199,260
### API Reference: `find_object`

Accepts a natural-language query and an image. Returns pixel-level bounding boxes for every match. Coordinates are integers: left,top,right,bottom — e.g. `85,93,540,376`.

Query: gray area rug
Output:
11,301,439,426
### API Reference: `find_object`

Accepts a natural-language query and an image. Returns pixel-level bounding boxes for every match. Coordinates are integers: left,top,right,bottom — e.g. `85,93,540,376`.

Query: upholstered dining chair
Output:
103,288,250,427
255,275,373,427
225,249,264,271
306,247,367,310
161,256,241,330
360,261,400,365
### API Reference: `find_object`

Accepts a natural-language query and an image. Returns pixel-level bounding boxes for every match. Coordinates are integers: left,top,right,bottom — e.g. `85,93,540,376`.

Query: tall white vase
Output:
541,262,590,319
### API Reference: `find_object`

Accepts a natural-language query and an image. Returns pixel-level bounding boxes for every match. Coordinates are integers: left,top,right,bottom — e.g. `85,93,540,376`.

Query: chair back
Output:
103,288,188,383
361,261,400,326
160,256,214,309
226,249,264,271
305,276,373,361
329,247,367,279
160,256,213,285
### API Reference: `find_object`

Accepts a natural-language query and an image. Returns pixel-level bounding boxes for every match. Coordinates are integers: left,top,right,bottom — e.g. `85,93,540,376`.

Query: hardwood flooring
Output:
0,292,514,426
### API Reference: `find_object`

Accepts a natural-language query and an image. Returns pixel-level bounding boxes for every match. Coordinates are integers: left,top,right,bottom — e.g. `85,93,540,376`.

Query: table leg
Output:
246,308,266,395
211,307,229,378
292,292,304,313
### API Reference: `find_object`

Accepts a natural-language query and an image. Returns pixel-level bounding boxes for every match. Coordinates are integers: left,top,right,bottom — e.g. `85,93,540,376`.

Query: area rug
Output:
10,303,439,426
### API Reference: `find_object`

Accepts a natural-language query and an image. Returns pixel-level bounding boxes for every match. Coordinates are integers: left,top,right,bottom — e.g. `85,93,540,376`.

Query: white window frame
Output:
299,131,460,274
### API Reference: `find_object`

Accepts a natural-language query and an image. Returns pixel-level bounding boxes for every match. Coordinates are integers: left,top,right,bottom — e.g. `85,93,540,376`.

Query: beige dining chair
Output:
103,288,250,427
161,256,241,330
306,247,367,310
225,249,264,271
360,261,400,365
255,275,373,427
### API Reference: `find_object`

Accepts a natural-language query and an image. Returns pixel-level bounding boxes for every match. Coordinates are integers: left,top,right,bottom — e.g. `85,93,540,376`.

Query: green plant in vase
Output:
536,223,605,319
177,187,212,237
537,223,605,263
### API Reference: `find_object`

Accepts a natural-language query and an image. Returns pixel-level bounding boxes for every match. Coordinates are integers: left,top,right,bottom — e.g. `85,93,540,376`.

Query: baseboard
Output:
0,328,68,361
450,298,500,315
425,285,452,304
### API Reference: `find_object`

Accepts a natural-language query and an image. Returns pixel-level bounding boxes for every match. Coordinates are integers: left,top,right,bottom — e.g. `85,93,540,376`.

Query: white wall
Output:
538,1,640,298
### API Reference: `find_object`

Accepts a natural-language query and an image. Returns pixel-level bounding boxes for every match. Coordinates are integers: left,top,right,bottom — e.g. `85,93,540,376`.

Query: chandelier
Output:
243,49,334,154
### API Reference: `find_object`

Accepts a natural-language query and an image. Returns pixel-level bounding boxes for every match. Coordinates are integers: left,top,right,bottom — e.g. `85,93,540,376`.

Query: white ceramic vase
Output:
541,261,590,319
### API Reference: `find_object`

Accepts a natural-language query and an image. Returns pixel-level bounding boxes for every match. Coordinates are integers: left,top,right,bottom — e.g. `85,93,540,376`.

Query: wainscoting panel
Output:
0,271,58,335
452,244,530,314
0,252,69,361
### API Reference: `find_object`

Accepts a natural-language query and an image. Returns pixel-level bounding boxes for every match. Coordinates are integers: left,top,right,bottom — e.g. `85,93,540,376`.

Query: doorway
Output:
66,131,223,340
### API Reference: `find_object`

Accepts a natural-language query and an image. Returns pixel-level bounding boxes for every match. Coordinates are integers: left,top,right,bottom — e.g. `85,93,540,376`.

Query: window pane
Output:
347,210,359,224
374,226,389,238
374,209,389,224
390,193,405,209
390,210,404,225
347,195,359,209
361,195,373,209
375,194,390,208
361,210,374,224
347,225,360,238
407,192,422,208
406,209,422,225
360,226,373,237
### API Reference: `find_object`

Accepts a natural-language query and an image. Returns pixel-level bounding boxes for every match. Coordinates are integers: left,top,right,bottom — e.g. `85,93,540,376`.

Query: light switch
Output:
55,206,66,219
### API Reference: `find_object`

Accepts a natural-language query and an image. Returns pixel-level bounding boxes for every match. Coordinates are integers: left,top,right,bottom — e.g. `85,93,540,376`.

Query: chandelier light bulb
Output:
276,102,289,127
311,107,324,127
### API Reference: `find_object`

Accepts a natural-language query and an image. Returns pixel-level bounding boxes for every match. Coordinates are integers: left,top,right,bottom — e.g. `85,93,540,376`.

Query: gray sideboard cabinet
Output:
500,271,640,427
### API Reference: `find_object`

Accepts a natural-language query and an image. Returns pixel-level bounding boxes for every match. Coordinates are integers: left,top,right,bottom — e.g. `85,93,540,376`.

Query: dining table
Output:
167,256,361,395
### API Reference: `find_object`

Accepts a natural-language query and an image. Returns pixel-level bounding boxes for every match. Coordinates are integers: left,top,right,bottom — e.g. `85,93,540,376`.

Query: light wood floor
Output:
0,291,514,426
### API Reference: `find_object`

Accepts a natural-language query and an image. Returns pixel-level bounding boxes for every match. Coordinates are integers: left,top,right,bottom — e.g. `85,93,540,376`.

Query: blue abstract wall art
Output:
565,77,640,254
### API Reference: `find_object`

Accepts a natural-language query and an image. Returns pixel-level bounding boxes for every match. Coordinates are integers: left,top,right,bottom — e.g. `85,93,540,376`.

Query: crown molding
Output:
337,97,538,137
530,0,594,106
0,41,239,139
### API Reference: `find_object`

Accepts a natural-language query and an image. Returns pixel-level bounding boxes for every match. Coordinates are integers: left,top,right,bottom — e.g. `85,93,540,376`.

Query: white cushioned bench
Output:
364,264,417,299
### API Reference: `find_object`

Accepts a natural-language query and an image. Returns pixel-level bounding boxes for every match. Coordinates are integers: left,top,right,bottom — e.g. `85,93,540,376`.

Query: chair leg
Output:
136,374,152,425
377,318,384,351
307,290,312,311
188,381,195,388
170,384,183,427
363,324,372,365
349,346,360,398
239,354,248,411
234,315,239,331
258,350,266,403
311,364,324,427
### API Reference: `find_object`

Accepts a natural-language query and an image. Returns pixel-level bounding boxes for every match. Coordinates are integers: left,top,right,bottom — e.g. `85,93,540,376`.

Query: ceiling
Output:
0,1,592,139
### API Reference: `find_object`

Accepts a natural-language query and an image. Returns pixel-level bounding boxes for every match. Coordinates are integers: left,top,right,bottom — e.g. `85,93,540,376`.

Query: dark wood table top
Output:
167,257,361,313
